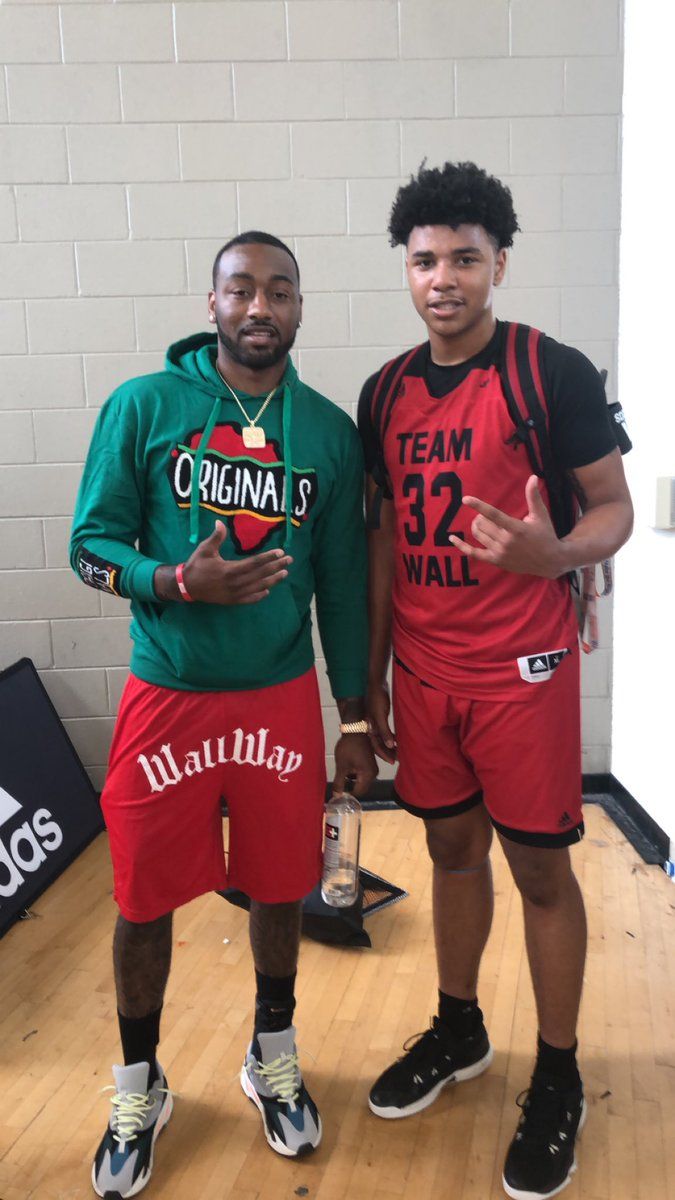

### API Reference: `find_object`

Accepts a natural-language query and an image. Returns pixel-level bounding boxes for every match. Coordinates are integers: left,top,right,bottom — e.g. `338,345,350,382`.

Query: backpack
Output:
367,321,628,653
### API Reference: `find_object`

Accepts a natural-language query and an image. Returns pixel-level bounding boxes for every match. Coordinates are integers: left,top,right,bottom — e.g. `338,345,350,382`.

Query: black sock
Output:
534,1034,581,1088
438,990,482,1038
254,970,296,1035
117,1007,162,1086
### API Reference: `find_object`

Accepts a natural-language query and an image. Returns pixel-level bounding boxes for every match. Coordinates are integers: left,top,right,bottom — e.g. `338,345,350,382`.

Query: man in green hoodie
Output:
71,231,375,1198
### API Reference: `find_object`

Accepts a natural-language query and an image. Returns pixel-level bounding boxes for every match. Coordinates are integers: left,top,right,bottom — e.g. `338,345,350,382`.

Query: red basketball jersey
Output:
382,360,578,699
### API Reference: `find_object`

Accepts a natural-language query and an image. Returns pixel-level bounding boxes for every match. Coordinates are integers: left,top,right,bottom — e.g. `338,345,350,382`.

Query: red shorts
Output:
101,668,326,921
392,647,582,847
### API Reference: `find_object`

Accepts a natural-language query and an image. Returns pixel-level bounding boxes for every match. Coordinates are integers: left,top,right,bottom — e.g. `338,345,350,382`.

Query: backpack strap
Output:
367,345,424,530
500,322,617,652
499,321,573,539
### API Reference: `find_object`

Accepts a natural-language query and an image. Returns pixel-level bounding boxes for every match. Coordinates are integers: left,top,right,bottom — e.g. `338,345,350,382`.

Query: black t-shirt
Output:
358,321,629,477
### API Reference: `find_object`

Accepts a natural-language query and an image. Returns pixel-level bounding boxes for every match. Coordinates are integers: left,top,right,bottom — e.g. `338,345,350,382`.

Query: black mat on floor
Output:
219,867,407,949
583,793,664,865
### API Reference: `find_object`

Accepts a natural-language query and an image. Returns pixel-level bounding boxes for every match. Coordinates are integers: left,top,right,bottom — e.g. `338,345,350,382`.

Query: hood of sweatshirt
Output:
165,332,296,549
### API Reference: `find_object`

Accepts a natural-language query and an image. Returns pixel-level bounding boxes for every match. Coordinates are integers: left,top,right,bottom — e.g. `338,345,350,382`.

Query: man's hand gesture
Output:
449,475,564,579
183,520,293,604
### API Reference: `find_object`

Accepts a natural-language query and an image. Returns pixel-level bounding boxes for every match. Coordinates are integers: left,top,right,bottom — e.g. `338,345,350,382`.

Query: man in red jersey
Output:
358,163,632,1200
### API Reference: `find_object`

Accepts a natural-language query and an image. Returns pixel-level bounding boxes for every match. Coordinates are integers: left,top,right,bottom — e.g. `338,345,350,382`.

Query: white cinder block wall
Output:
0,0,623,789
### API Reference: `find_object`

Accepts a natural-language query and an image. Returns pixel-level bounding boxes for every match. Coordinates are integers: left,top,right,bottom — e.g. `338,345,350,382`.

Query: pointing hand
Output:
448,476,564,579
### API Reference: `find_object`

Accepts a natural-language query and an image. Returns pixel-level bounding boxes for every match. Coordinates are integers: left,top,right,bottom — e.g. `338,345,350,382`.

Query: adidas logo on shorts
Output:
517,648,570,684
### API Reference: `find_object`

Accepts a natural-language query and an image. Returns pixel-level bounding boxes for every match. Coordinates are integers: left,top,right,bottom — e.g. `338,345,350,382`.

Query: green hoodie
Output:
70,333,367,697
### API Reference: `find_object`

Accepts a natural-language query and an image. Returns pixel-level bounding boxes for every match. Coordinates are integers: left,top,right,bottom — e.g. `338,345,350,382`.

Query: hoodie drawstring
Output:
189,394,221,544
281,382,293,552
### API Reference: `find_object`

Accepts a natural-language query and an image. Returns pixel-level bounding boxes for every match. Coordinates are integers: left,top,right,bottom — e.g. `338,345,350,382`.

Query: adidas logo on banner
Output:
0,786,22,826
517,648,571,684
0,784,64,903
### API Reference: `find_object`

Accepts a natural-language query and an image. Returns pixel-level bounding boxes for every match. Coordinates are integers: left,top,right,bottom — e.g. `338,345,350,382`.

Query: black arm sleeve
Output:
356,371,381,476
542,337,629,470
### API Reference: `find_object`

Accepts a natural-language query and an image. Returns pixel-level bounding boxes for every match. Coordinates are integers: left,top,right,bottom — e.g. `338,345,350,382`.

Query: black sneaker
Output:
368,1015,493,1119
502,1072,586,1199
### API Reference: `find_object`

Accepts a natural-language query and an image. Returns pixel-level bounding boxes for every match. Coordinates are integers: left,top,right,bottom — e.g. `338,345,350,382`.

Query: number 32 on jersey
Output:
400,470,479,590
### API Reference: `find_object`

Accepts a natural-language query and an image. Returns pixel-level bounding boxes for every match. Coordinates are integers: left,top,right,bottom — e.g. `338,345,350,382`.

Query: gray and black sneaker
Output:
369,1015,493,1119
240,1026,322,1157
502,1072,586,1199
92,1061,172,1198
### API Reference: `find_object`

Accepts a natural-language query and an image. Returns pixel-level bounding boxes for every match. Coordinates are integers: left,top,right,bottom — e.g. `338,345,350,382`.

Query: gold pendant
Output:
242,425,266,449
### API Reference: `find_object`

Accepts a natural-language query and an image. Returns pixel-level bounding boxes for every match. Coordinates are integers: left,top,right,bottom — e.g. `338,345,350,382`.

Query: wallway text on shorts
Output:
138,727,302,793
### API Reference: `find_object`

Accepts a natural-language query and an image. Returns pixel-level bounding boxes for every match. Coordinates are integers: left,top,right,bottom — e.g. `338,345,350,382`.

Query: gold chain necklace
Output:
216,362,277,449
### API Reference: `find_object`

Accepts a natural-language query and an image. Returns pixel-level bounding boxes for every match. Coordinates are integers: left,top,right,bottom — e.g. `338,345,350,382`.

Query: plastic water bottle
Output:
321,791,362,907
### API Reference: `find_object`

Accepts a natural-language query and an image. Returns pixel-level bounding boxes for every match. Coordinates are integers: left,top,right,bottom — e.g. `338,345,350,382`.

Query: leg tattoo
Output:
249,900,302,977
113,912,173,1019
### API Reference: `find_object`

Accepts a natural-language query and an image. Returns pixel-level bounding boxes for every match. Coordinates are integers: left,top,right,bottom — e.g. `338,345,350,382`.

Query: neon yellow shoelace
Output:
101,1086,168,1144
255,1052,300,1106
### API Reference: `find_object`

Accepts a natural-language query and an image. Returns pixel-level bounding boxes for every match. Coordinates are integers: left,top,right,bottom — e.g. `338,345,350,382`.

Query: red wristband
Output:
175,562,193,602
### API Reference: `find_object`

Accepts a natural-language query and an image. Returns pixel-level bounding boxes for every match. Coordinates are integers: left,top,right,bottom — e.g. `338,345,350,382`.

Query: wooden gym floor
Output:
0,805,673,1200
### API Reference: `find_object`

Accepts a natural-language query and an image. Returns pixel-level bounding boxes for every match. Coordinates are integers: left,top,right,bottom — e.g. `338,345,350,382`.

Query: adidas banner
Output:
0,658,104,937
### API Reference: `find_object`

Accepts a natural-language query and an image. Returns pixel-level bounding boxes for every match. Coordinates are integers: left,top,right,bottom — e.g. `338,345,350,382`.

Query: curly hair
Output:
388,161,520,250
